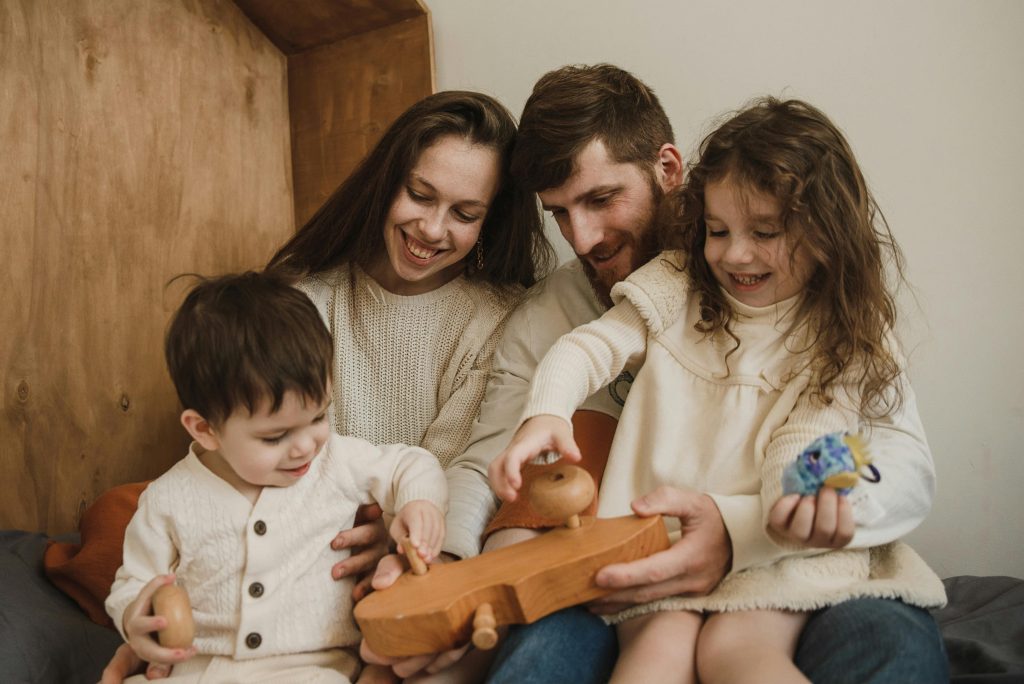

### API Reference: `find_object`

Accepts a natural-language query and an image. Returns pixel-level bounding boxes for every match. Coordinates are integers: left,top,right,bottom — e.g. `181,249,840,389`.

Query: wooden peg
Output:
152,583,194,649
527,464,595,528
401,536,428,575
471,602,499,650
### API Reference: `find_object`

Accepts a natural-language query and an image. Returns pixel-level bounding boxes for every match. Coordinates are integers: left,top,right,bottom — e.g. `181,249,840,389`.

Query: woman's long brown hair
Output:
267,91,551,288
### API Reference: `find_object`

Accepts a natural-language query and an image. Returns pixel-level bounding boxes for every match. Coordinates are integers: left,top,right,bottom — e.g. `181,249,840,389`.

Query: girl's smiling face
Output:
703,176,813,307
369,135,500,295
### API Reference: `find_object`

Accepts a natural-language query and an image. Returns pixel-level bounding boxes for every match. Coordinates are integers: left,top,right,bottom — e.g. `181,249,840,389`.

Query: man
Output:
474,64,947,683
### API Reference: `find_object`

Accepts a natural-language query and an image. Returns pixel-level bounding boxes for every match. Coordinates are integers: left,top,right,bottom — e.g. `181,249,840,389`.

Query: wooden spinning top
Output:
152,583,195,649
527,463,596,528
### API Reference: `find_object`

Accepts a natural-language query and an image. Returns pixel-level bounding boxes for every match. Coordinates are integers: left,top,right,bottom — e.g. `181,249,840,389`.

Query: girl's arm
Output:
489,301,649,500
712,371,935,573
768,377,934,550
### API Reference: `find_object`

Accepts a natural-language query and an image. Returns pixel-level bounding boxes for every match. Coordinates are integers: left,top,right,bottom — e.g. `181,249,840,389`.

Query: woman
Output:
268,90,550,562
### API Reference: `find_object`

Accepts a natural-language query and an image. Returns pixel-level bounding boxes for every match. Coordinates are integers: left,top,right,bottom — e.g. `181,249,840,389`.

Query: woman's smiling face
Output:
369,135,501,295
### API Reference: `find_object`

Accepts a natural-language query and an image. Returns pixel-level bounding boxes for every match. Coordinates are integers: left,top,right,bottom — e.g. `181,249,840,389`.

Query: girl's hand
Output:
121,575,197,677
769,488,855,548
488,415,579,502
390,500,445,565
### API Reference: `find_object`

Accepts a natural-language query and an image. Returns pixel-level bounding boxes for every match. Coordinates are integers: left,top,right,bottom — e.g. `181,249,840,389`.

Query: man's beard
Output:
581,181,664,308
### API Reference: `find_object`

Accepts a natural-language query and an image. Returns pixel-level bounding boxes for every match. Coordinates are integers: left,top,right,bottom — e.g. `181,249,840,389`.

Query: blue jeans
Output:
485,599,947,684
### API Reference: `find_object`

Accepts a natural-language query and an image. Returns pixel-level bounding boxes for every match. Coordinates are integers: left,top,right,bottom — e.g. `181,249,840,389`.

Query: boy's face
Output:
200,389,331,491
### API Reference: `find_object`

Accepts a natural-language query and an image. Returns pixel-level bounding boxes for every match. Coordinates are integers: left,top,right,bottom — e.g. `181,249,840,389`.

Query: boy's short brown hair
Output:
511,63,675,193
165,271,332,426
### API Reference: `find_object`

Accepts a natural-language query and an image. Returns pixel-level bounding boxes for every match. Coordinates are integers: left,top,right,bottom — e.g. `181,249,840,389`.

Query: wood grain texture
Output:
0,0,294,532
288,13,434,226
233,0,427,54
354,515,671,658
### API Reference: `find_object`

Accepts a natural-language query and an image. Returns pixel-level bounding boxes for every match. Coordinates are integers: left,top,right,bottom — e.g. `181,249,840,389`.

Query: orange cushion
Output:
43,481,148,628
485,409,616,535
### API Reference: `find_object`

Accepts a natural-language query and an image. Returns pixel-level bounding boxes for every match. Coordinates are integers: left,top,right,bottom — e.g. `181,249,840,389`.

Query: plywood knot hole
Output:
120,394,131,412
16,380,29,402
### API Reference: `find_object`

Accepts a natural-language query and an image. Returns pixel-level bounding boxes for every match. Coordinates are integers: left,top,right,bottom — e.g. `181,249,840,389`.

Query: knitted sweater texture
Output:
105,435,446,658
297,264,521,559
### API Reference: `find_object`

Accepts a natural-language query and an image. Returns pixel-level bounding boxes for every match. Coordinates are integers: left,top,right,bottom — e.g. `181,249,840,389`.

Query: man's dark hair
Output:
165,271,332,425
511,63,675,193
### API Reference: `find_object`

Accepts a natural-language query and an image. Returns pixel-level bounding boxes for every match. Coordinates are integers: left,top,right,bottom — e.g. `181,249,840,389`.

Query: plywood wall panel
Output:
233,0,426,54
0,0,294,533
288,14,434,226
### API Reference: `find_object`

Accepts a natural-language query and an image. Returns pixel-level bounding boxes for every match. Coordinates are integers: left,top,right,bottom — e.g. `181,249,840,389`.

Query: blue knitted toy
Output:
781,432,880,496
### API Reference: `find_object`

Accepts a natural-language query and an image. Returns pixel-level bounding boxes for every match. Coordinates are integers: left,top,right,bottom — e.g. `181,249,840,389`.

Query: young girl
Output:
490,98,945,684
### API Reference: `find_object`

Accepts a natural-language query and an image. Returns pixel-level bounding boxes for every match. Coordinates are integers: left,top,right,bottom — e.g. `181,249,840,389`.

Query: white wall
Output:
429,0,1024,578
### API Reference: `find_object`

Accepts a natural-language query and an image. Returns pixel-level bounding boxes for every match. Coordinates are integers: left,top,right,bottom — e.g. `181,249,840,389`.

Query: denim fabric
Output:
795,598,949,684
485,607,617,684
485,599,947,683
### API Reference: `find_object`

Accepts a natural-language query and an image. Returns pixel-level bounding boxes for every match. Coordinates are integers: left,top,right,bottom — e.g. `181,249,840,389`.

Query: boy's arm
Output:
351,441,448,520
105,489,179,641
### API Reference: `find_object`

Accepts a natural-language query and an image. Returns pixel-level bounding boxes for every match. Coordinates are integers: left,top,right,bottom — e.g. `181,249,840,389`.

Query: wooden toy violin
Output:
354,464,670,657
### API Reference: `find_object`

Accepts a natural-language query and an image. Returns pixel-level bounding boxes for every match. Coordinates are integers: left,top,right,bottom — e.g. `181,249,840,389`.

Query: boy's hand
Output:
390,500,445,566
121,575,196,677
488,415,579,502
769,488,854,548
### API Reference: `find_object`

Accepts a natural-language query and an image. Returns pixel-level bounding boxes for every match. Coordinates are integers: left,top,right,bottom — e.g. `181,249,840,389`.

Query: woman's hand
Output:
488,415,579,501
769,488,854,548
120,575,197,679
331,503,389,601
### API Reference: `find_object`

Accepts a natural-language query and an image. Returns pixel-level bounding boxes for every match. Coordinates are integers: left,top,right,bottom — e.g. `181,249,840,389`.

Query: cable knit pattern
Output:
524,250,945,618
296,264,521,559
105,435,446,659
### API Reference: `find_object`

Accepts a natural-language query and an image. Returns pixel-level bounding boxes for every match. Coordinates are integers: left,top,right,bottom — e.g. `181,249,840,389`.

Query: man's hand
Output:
769,488,854,548
489,415,580,501
589,486,732,614
331,503,388,601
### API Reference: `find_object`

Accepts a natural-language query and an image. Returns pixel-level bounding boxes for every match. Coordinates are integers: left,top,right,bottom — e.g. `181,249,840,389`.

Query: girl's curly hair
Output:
661,97,905,418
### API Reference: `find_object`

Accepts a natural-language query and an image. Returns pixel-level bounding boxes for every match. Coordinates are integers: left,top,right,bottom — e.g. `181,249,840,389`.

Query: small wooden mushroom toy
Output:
527,463,596,529
152,583,195,649
354,464,669,658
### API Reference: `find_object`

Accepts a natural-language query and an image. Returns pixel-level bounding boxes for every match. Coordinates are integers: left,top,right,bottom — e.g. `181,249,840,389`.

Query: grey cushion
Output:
0,530,121,683
935,575,1024,683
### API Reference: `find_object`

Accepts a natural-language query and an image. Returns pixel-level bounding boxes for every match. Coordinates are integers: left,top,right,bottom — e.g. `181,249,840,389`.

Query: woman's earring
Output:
475,238,484,270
